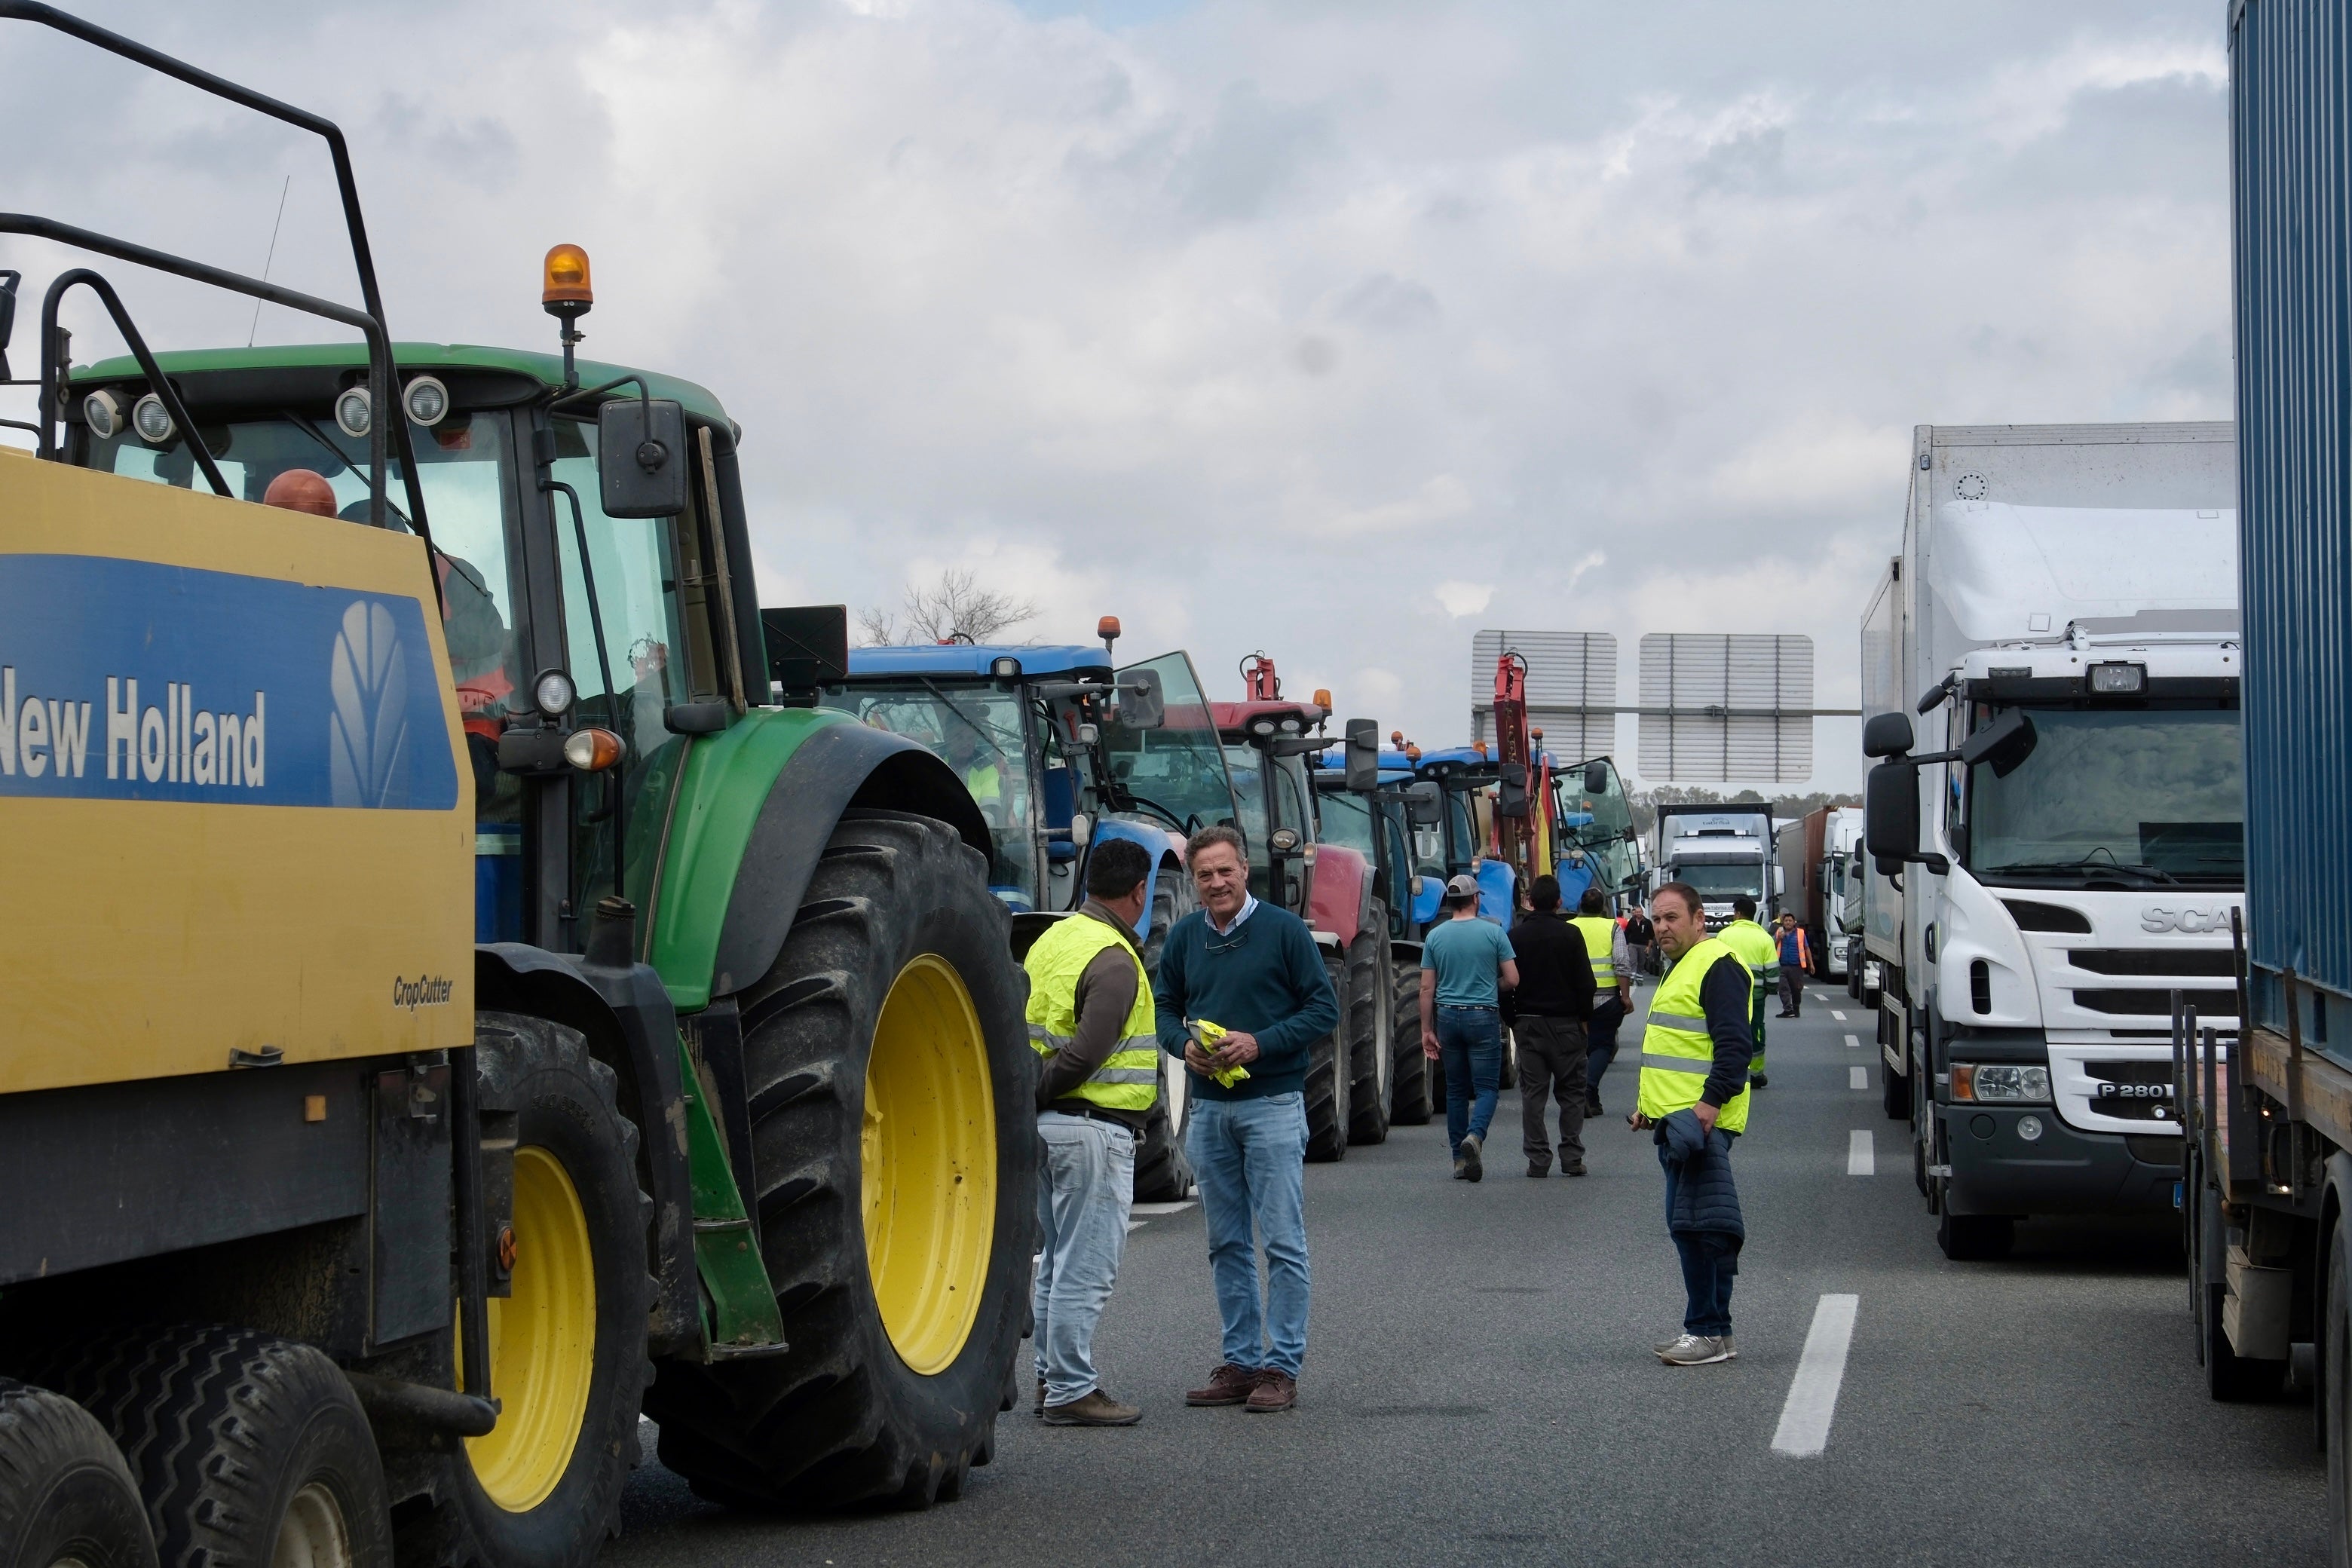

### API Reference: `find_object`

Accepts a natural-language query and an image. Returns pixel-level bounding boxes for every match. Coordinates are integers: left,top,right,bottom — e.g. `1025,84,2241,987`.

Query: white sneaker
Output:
1656,1334,1736,1366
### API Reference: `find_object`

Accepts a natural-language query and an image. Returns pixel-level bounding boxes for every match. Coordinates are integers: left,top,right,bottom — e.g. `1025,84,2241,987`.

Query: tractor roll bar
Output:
38,269,231,498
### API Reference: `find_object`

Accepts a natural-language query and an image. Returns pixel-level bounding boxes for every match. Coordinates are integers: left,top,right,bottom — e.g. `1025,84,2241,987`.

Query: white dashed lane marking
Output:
1772,1294,1860,1456
1847,1130,1875,1175
1125,1199,1197,1233
1831,1010,1847,1021
1844,1034,1861,1050
1849,1065,1869,1091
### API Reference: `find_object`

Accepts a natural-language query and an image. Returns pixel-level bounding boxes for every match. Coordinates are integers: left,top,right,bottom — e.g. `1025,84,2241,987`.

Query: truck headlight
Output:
1950,1063,2050,1104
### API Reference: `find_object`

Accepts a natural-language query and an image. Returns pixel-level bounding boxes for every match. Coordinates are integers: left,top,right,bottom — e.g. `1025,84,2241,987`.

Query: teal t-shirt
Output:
1422,916,1515,1008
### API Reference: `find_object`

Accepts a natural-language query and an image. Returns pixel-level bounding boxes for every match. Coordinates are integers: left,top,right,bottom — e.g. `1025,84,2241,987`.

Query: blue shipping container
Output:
2233,0,2352,1055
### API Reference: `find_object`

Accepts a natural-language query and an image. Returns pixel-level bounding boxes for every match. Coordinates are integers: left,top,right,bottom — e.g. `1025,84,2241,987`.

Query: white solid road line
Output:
1844,1034,1861,1049
1849,1065,1869,1090
1847,1130,1875,1175
1772,1294,1861,1457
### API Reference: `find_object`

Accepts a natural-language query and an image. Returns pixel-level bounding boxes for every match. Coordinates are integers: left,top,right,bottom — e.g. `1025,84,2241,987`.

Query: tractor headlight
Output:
402,375,451,427
83,389,124,439
533,669,577,718
130,392,176,445
334,385,372,439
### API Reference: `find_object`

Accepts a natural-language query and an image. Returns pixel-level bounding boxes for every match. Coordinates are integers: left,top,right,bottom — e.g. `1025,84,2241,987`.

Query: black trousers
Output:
1515,1015,1588,1170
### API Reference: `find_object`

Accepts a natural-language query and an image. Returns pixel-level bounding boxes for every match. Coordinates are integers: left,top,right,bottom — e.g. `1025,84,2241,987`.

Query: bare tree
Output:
857,566,1037,646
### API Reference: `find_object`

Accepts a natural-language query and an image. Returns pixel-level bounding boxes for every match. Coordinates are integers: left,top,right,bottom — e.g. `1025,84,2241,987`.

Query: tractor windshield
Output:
1101,651,1236,836
820,680,1039,899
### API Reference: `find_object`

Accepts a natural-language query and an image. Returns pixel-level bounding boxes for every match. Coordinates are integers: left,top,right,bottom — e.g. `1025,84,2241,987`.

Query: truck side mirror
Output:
1117,667,1165,729
1406,780,1442,825
1862,712,1916,759
1958,706,2037,778
1772,865,1785,897
1343,718,1380,793
1584,760,1609,795
1864,759,1921,873
598,397,691,518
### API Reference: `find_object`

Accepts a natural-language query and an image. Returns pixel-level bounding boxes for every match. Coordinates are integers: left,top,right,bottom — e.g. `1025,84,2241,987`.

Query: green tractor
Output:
0,8,1032,1566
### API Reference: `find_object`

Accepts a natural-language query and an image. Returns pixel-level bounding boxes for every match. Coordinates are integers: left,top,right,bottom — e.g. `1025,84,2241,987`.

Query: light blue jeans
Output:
1032,1110,1136,1407
1187,1092,1310,1377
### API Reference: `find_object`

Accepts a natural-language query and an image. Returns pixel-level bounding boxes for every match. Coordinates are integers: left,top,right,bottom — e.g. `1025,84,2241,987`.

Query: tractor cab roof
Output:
73,341,734,429
1411,745,1495,780
1307,748,1413,789
1211,698,1328,740
844,645,1114,681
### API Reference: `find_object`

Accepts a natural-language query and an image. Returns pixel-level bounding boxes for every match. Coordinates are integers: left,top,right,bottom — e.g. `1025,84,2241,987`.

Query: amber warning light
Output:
543,244,593,314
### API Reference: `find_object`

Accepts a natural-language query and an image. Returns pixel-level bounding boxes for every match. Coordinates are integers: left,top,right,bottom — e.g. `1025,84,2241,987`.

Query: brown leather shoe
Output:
1245,1370,1297,1413
1043,1389,1143,1426
1185,1363,1259,1406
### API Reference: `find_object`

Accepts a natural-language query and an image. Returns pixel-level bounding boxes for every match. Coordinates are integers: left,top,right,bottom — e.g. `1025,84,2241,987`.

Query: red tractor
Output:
1211,654,1392,1159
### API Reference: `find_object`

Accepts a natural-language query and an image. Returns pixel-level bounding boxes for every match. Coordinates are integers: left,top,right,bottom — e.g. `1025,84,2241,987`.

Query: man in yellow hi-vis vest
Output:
1631,880,1753,1367
1720,896,1780,1089
1026,837,1159,1426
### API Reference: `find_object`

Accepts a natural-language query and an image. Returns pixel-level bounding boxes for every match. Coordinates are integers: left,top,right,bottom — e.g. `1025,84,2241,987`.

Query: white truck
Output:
1652,805,1780,932
1858,422,2242,1261
1825,807,1864,981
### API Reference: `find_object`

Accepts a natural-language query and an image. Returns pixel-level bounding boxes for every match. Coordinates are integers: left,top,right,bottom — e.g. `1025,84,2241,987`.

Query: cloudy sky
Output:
0,0,2231,791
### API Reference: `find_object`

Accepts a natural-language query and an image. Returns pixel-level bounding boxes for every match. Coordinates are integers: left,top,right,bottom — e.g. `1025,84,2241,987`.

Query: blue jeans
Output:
1438,1005,1502,1156
1585,994,1625,1104
1658,1142,1738,1337
1186,1092,1310,1377
1032,1111,1135,1405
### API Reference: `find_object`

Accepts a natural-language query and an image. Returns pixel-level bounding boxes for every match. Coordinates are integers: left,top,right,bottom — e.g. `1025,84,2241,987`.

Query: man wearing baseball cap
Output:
1418,871,1519,1181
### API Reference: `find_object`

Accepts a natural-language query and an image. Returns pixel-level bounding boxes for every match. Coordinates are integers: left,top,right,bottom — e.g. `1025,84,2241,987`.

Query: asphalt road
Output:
607,988,2326,1567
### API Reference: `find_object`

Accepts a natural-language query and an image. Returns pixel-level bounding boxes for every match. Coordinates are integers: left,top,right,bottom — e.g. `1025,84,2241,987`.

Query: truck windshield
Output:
820,681,1037,898
1677,863,1764,899
1965,705,2243,887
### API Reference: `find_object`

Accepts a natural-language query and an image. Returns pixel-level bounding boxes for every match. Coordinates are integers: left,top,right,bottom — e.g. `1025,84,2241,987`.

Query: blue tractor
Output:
822,632,1238,1199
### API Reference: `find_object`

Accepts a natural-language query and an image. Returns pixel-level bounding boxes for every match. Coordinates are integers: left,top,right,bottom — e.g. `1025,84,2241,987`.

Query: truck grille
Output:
2068,949,2237,977
2072,988,2237,1017
2081,1058,2182,1122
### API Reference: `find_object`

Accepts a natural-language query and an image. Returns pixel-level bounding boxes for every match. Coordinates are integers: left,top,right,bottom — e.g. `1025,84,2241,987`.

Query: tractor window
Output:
1221,744,1272,902
1272,754,1311,840
547,416,715,908
816,681,1038,903
1104,651,1237,835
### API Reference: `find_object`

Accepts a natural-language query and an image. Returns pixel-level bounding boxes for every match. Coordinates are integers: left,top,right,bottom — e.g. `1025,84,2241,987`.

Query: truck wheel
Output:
1935,1211,2014,1261
2327,1217,2352,1564
1303,951,1352,1162
1344,916,1392,1146
1134,862,1196,1201
1390,966,1433,1125
405,1014,654,1568
29,1328,392,1568
646,810,1031,1510
0,1381,155,1568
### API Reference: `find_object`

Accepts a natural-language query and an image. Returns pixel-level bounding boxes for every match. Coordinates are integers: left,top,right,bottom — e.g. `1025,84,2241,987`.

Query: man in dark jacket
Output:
1630,881,1753,1367
1154,824,1340,1414
1507,874,1597,1177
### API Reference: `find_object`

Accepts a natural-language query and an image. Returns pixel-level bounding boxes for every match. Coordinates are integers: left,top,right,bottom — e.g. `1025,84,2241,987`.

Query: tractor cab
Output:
1541,749,1643,912
1309,744,1420,941
1399,742,1515,923
1210,652,1343,920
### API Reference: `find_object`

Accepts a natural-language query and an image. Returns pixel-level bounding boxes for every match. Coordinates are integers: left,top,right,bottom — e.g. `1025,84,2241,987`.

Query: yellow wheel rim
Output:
460,1146,597,1513
862,954,997,1375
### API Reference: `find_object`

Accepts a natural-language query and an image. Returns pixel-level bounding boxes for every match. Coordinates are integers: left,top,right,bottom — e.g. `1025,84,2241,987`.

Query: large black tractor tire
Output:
1134,860,1196,1201
648,810,1032,1511
1390,962,1433,1125
27,1328,392,1568
1304,951,1353,1162
0,1380,155,1568
397,1014,654,1568
1345,914,1392,1146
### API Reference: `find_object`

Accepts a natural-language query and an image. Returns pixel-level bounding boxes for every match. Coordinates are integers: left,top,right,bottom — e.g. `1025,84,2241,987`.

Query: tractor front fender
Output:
1091,819,1187,942
648,707,989,1012
1307,844,1372,946
476,943,697,1357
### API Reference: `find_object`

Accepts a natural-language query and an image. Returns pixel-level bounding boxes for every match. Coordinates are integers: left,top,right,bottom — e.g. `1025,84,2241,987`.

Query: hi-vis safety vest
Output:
1719,919,1780,994
1636,936,1752,1135
1024,912,1159,1112
1570,916,1619,989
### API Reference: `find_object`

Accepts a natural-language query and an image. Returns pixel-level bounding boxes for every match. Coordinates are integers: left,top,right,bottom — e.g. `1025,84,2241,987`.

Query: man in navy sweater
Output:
1154,823,1340,1413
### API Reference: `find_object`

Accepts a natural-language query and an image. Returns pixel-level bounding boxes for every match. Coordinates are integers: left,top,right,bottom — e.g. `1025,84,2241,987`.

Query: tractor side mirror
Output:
1406,780,1442,825
761,604,850,706
598,397,691,518
1496,761,1529,819
1958,706,2038,778
1864,759,1921,874
0,270,17,383
1040,763,1077,831
1117,667,1166,730
1343,718,1380,793
1584,761,1609,796
1862,712,1916,759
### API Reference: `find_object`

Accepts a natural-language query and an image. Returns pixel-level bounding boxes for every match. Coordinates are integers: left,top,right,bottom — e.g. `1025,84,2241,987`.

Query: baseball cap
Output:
1444,873,1480,900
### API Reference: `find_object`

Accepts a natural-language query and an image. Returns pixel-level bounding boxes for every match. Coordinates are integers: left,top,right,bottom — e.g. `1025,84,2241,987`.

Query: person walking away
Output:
1775,914,1811,1018
1026,838,1160,1426
1419,873,1519,1182
1573,887,1636,1117
1623,905,1657,978
1508,875,1597,1177
1718,897,1780,1089
1154,825,1339,1414
1631,881,1754,1366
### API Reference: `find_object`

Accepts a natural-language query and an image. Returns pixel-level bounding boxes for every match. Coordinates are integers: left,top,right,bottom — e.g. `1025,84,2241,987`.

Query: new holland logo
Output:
2140,906,2239,935
329,601,410,808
